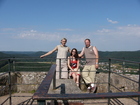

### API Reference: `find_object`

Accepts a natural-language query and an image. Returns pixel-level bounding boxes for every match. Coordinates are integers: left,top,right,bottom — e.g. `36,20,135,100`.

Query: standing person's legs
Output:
56,63,68,79
82,65,92,84
88,65,97,92
61,63,68,79
89,65,96,83
56,63,60,79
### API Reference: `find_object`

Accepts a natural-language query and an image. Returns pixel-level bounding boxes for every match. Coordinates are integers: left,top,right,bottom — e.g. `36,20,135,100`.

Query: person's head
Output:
61,38,67,46
84,38,91,48
70,48,79,60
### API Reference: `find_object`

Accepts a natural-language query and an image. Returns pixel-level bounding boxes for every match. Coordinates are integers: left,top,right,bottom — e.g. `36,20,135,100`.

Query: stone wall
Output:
97,73,138,93
0,72,17,96
0,72,139,95
81,73,139,93
0,72,47,95
16,72,47,92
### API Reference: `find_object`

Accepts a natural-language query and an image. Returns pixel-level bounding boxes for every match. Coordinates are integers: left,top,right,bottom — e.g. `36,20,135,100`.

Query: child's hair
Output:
70,48,79,60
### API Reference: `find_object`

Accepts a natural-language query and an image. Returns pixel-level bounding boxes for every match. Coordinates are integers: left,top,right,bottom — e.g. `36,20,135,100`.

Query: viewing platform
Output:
0,58,140,105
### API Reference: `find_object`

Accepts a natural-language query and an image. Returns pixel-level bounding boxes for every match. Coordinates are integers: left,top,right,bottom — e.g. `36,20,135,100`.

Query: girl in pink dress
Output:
68,48,80,87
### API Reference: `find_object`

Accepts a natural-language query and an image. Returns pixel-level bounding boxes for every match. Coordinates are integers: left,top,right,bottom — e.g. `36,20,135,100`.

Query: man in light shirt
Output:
79,39,99,92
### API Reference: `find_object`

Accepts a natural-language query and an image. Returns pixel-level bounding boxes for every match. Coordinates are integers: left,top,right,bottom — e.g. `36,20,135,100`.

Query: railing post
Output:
8,59,12,105
13,60,15,72
50,58,52,64
108,58,111,105
53,70,56,89
122,57,125,75
37,100,45,105
138,63,140,105
59,59,61,79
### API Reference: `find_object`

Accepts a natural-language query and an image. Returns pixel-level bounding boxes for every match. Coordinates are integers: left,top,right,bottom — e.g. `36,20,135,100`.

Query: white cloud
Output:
30,30,37,32
14,29,87,43
0,28,27,32
57,28,73,31
0,28,16,31
94,24,140,37
117,25,140,37
68,35,88,43
107,18,118,24
1,25,140,51
15,30,61,41
14,25,140,45
90,24,140,51
97,28,111,33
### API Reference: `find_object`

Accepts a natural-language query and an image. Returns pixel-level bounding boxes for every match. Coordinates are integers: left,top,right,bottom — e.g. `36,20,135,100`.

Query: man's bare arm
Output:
68,47,71,53
93,46,99,68
79,47,84,57
40,46,58,58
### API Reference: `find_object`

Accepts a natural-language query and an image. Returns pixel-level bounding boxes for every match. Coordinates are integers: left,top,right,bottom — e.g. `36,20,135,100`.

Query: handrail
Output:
0,97,10,105
0,58,10,61
110,70,139,83
109,58,140,64
110,83,138,103
33,92,140,100
33,64,56,98
0,57,139,63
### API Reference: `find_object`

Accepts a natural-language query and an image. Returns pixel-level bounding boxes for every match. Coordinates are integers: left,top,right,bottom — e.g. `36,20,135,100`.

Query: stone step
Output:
48,79,83,104
48,79,81,94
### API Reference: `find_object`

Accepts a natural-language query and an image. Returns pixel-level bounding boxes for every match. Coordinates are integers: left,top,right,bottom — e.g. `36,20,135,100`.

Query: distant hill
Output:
1,51,36,55
0,52,10,58
0,51,30,59
99,51,140,58
0,51,140,62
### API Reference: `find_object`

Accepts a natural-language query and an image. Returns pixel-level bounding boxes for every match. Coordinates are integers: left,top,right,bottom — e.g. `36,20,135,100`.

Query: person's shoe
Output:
76,82,79,87
90,84,97,93
87,86,92,93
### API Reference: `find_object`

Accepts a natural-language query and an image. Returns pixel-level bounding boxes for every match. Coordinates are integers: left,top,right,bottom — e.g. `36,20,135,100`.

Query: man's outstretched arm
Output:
40,46,58,58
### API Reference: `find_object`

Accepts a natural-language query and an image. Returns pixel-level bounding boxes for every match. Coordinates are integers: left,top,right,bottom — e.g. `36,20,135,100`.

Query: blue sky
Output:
0,0,140,51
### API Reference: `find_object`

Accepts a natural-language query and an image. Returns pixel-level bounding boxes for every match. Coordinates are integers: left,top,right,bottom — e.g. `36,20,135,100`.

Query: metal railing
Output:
107,58,140,105
0,57,140,105
0,58,54,105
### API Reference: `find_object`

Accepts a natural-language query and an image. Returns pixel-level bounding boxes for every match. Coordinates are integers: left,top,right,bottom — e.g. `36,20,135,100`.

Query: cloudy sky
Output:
0,0,140,51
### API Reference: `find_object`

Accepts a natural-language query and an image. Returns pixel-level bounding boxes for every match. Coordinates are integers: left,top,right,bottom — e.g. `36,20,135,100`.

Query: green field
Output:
0,62,54,72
